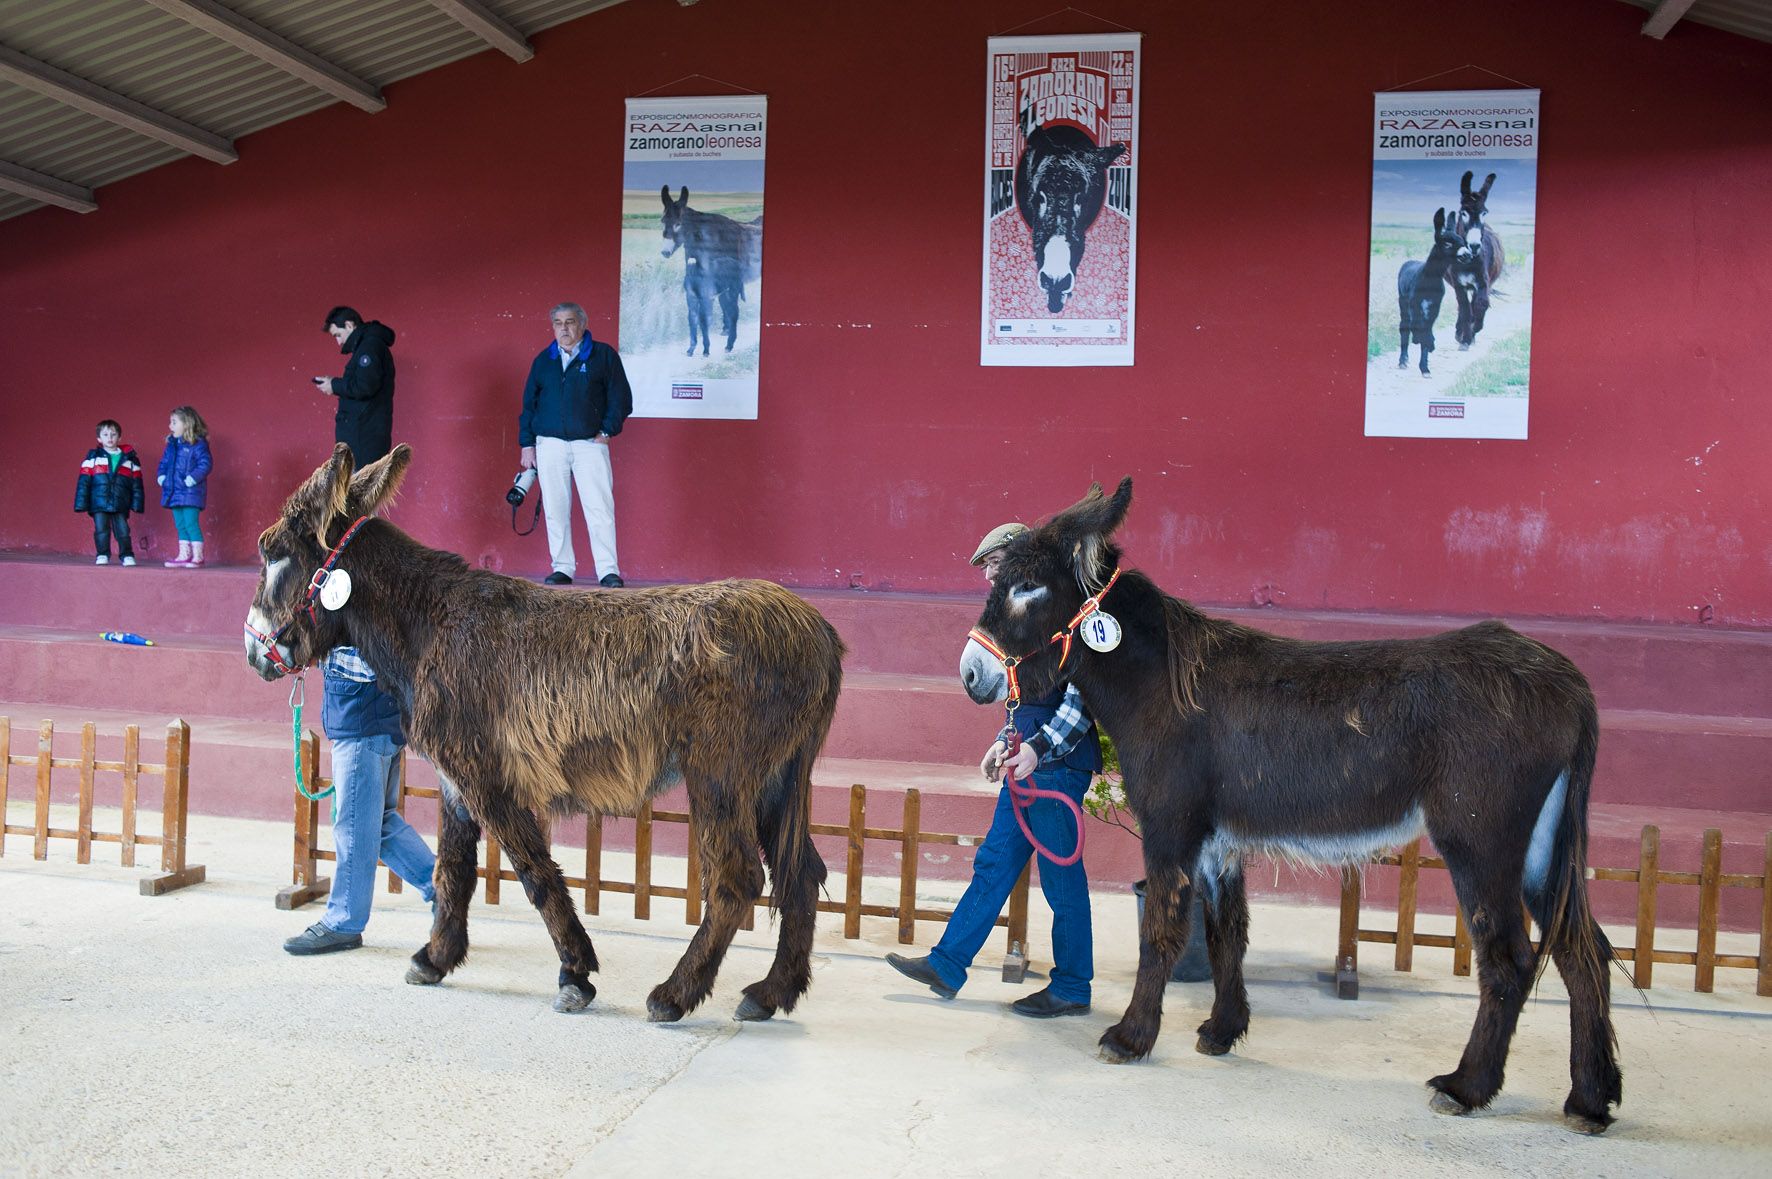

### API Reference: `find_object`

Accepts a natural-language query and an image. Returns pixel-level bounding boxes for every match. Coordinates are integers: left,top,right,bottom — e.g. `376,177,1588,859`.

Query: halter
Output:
244,515,374,676
966,566,1123,712
966,566,1122,867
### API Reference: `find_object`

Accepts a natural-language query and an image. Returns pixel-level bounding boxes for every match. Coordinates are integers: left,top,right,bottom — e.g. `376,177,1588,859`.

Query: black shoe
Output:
598,573,624,588
283,923,363,956
885,952,957,999
544,571,572,585
1010,986,1090,1018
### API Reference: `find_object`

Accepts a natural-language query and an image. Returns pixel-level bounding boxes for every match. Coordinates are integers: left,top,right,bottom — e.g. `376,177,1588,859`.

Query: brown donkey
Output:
961,479,1623,1134
244,444,844,1022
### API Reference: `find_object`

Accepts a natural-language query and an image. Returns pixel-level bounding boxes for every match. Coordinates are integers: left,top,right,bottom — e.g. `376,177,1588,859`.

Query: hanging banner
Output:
620,95,766,419
1365,88,1540,438
982,33,1140,366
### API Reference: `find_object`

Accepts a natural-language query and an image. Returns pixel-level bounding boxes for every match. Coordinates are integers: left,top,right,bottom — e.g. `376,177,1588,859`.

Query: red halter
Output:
245,515,374,676
965,566,1123,710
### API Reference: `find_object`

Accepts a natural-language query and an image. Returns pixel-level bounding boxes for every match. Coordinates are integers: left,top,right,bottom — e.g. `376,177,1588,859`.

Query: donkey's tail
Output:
760,652,840,914
1524,698,1612,981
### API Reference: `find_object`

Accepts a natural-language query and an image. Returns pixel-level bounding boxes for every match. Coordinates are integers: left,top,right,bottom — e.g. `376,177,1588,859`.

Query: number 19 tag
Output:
1079,610,1121,653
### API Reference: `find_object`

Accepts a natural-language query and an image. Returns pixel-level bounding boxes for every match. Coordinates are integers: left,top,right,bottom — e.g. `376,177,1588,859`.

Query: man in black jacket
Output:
313,305,395,466
517,301,632,587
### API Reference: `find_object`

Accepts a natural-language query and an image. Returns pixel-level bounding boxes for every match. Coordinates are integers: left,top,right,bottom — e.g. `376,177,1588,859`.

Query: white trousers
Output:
534,435,619,580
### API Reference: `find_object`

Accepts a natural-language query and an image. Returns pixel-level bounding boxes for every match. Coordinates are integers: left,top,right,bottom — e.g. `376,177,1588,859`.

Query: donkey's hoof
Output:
405,953,444,986
1428,1090,1472,1117
734,994,776,1022
647,993,686,1023
553,982,596,1013
1194,1033,1232,1057
1096,1024,1148,1065
1562,1111,1612,1136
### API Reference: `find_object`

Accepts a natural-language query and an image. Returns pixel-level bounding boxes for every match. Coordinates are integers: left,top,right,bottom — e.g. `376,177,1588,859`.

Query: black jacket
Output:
325,321,396,465
518,337,632,447
74,445,145,515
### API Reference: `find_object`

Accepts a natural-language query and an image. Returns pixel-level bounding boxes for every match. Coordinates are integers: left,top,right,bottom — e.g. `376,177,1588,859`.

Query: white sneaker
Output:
121,556,137,566
95,555,109,565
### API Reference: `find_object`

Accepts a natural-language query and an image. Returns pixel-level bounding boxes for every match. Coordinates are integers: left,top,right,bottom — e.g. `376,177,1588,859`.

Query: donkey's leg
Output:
479,800,601,1012
647,789,765,1022
1100,825,1202,1064
407,786,479,986
1429,849,1537,1115
737,757,828,1021
1544,921,1622,1133
1195,861,1252,1056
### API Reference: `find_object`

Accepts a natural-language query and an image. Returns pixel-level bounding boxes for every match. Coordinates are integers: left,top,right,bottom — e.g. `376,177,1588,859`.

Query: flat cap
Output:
969,522,1029,566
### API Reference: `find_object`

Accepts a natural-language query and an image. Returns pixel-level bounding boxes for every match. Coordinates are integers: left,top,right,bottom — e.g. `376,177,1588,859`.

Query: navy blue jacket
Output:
157,437,212,509
1013,684,1102,774
518,336,632,447
321,664,405,744
74,445,145,515
325,321,396,466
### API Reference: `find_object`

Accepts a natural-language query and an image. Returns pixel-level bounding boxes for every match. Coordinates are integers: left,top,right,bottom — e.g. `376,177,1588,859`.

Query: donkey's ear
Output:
1460,170,1474,197
1094,142,1128,168
1434,207,1446,233
1477,173,1496,199
1058,476,1133,588
285,443,355,547
348,444,411,517
660,184,672,206
679,186,690,205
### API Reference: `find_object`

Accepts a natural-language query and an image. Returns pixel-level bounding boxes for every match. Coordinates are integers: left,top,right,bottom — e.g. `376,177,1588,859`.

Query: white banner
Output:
620,96,766,419
982,33,1140,366
1364,89,1540,438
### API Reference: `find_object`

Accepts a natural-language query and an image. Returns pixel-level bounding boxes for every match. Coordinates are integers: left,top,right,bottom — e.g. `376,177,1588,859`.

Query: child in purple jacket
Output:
157,406,213,567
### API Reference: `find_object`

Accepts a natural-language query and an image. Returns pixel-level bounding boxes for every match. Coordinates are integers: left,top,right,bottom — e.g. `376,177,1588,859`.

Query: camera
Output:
506,467,538,507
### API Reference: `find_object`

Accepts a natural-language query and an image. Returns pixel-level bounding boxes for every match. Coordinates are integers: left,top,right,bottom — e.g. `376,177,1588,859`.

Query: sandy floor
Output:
2,810,1769,1178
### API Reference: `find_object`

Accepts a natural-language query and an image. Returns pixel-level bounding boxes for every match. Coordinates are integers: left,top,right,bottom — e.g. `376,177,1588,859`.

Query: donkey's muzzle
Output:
960,639,1007,705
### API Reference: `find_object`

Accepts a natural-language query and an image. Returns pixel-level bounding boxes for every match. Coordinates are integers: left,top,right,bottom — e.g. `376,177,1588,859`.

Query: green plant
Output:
1083,728,1139,837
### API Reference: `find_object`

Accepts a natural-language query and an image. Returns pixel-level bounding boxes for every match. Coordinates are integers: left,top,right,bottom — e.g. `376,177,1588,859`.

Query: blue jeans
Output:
928,765,1094,1003
323,733,436,935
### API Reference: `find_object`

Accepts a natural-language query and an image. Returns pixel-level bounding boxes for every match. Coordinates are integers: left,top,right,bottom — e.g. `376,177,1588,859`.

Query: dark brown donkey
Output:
244,444,844,1022
960,479,1622,1134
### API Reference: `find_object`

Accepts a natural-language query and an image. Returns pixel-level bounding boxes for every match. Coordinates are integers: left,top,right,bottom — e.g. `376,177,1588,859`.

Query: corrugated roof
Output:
0,0,628,223
1618,0,1772,45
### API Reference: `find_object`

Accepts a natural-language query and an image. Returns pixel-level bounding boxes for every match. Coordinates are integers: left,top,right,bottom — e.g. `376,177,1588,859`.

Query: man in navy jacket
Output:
312,305,395,466
517,301,633,587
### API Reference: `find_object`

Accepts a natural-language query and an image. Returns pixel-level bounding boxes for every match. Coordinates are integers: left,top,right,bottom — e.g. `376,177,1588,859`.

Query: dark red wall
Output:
2,0,1768,626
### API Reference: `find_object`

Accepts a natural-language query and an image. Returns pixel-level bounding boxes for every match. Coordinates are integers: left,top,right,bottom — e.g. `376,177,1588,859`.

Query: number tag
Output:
1079,610,1121,653
318,568,353,611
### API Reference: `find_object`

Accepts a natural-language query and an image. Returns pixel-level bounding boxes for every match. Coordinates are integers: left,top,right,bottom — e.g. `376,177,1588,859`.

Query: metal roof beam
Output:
0,42,236,165
0,158,95,213
1642,0,1698,39
143,0,385,113
428,1,534,62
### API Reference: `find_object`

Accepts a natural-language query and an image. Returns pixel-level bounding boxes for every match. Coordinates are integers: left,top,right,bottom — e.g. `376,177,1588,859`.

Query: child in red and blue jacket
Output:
74,419,145,565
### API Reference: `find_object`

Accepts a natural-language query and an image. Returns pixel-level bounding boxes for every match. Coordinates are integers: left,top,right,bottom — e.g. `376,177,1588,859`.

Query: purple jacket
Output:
158,436,212,509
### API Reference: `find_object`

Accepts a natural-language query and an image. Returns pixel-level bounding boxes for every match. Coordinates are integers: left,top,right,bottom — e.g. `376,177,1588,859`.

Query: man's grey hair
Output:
549,302,586,323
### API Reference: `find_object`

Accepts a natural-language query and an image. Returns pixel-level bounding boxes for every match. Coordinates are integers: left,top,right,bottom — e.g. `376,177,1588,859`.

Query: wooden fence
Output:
278,732,1033,970
0,716,205,895
1334,828,1772,999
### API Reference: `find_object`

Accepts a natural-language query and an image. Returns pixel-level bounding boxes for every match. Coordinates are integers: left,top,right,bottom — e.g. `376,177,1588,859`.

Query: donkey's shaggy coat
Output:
961,480,1623,1134
245,445,843,1022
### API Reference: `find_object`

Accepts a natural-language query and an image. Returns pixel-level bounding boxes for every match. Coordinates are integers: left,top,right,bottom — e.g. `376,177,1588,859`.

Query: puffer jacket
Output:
157,436,213,509
324,320,396,465
74,445,145,514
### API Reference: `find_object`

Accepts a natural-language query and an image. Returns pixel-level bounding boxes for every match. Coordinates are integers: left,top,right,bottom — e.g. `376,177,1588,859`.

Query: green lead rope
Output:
289,675,334,800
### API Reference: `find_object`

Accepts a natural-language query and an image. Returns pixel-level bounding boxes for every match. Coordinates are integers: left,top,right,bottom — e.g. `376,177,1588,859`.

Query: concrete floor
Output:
2,810,1769,1178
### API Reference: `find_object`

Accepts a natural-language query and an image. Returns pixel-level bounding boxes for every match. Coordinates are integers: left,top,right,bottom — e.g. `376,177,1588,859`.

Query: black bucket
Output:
1132,880,1212,982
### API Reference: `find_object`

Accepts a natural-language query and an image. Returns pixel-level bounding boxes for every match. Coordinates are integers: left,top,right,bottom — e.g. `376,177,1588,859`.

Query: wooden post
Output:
1394,838,1421,972
583,814,602,915
634,803,653,920
1452,905,1472,977
1694,828,1722,993
1758,832,1772,999
142,719,202,895
1335,865,1360,999
897,789,921,944
387,748,406,894
76,722,96,864
120,724,140,867
1007,862,1031,955
1633,825,1660,989
277,732,329,909
684,815,701,926
844,784,865,939
0,716,10,858
484,836,502,904
34,719,53,860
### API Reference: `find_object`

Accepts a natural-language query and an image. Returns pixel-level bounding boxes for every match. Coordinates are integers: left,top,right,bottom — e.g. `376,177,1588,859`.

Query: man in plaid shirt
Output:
885,523,1099,1017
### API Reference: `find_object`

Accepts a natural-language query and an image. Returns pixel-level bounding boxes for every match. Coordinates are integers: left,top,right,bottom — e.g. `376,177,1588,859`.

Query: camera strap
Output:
511,495,542,536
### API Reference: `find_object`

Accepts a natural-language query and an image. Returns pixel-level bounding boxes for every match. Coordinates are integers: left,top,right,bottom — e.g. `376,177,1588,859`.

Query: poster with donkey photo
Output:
1365,89,1539,438
982,32,1140,366
619,95,766,419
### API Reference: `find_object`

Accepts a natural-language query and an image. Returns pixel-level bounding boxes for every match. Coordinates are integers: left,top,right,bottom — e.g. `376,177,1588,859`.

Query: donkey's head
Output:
1021,130,1127,313
243,443,410,681
1454,171,1496,264
961,477,1133,706
1428,207,1462,263
660,185,690,259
